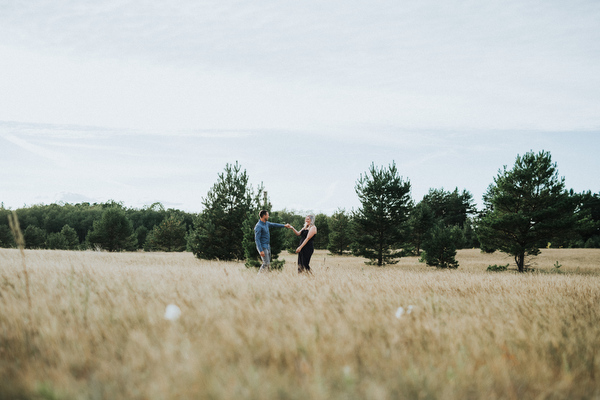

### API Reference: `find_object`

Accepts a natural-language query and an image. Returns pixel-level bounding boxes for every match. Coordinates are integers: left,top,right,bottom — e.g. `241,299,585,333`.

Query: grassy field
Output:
1,248,599,399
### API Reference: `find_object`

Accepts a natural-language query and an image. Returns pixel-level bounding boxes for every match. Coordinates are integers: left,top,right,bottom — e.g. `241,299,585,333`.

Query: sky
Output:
1,0,599,215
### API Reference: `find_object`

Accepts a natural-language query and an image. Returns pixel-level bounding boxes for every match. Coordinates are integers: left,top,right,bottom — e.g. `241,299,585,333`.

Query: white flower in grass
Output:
343,366,352,376
164,304,181,321
407,305,414,314
395,307,405,318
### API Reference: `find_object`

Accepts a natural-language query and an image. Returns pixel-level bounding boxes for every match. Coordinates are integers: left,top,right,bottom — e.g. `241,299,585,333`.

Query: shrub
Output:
487,264,509,272
420,223,460,269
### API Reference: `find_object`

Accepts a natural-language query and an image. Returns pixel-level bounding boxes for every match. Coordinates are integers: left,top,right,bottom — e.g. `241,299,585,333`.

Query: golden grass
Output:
1,248,599,399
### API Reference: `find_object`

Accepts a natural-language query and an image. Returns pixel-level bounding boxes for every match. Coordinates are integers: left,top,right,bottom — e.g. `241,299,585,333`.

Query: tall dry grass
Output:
1,248,599,399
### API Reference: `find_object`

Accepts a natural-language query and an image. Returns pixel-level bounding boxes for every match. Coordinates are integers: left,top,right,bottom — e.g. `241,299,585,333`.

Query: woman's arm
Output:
289,225,301,236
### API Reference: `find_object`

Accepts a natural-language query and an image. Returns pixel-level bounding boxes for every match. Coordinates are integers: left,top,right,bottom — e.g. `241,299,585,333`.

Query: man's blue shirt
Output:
254,220,285,252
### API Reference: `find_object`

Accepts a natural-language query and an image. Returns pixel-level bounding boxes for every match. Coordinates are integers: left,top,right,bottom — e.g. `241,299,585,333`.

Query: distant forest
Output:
1,153,599,264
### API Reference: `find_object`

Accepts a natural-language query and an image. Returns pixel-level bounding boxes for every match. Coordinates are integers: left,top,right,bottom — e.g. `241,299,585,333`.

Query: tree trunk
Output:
515,253,525,272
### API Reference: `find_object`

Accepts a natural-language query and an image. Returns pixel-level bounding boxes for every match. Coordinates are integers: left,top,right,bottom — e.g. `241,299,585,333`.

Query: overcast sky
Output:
1,1,599,214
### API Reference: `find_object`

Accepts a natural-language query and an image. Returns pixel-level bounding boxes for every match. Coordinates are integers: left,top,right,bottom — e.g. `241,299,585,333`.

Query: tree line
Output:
1,151,599,271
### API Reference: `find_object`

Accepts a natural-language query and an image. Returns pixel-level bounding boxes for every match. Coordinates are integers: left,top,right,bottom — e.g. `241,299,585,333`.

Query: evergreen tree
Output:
86,208,138,251
47,232,69,250
477,150,575,272
146,214,187,252
420,222,460,269
136,226,150,251
351,162,412,266
568,191,600,248
327,208,351,255
313,214,330,249
24,225,47,249
0,225,15,248
0,206,15,248
421,187,476,229
61,224,80,250
188,162,254,260
407,202,435,255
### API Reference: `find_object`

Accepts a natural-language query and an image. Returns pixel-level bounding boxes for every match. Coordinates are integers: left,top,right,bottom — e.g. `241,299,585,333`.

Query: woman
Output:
289,215,317,274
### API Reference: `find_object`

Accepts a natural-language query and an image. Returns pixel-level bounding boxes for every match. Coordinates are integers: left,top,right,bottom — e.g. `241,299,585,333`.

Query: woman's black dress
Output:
298,229,315,273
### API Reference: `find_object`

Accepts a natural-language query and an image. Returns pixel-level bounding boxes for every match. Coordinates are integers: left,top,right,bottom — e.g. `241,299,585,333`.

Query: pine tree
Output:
86,208,138,251
351,162,412,266
407,202,435,255
188,162,254,260
327,208,351,255
313,214,330,250
146,214,187,252
420,222,460,269
61,224,80,250
477,150,575,272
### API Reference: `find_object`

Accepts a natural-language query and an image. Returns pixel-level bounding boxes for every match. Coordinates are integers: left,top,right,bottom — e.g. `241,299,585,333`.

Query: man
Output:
254,210,290,273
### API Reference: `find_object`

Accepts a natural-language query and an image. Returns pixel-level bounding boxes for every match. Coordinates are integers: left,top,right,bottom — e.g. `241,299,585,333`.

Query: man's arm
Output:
254,225,264,253
267,222,286,229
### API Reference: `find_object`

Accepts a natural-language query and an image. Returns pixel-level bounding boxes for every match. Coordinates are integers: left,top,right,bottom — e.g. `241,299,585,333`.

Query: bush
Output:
47,232,69,249
487,264,509,272
584,236,600,248
24,225,47,249
420,223,460,269
86,208,137,252
145,215,187,252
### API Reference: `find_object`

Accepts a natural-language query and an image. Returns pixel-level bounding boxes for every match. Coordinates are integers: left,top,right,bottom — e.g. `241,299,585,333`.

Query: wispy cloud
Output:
1,133,72,168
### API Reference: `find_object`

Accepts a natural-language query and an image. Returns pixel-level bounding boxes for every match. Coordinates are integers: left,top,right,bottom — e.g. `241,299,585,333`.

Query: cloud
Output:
0,0,600,130
0,133,72,168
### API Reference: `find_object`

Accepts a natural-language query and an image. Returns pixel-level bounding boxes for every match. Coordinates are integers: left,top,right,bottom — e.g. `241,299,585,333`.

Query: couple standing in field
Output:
254,210,317,274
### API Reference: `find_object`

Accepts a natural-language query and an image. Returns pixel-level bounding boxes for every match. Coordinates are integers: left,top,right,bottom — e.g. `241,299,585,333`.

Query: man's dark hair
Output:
259,210,269,218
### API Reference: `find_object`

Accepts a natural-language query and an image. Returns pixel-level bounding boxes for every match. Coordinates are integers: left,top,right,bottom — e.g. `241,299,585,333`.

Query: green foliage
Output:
136,226,150,250
0,206,15,248
486,264,509,272
584,236,600,248
61,224,80,250
24,225,47,249
146,214,187,252
461,217,480,248
421,187,476,228
419,223,460,269
275,210,305,252
86,208,138,251
313,214,330,250
189,162,254,260
477,150,575,272
351,162,413,266
553,261,562,269
407,202,435,255
327,208,351,255
0,224,15,247
47,232,68,250
565,191,600,248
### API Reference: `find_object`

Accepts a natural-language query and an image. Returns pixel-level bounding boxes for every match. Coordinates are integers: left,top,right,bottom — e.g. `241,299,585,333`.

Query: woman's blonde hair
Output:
303,214,315,230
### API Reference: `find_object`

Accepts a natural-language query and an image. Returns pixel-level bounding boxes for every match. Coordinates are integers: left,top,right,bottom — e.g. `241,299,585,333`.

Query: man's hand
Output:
284,223,291,229
260,251,265,257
